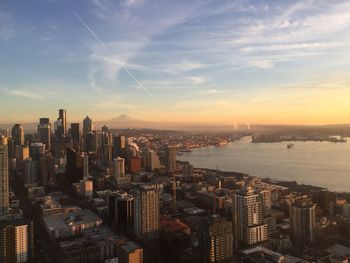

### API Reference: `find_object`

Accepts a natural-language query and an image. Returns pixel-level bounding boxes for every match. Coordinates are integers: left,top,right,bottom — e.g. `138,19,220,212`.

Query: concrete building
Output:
15,145,29,172
80,179,93,198
119,241,143,263
145,150,160,171
24,158,38,188
43,209,102,240
0,219,34,263
290,199,316,246
114,158,130,186
39,196,62,216
241,246,284,263
165,145,176,173
207,215,233,263
132,184,160,240
115,190,134,231
38,118,51,150
232,186,268,250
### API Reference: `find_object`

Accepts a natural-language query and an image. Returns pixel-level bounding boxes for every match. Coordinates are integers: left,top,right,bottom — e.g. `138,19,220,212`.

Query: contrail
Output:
73,12,152,96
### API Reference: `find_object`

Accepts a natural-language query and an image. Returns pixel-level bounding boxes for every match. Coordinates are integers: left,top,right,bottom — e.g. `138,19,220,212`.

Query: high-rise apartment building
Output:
0,136,9,218
208,215,233,263
232,186,268,250
132,184,160,240
11,124,24,147
259,190,276,235
290,199,316,247
165,145,176,173
0,219,34,263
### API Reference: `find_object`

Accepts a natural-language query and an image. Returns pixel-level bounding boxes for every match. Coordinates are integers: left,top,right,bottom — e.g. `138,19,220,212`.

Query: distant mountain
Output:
1,115,350,134
94,115,155,130
110,114,132,121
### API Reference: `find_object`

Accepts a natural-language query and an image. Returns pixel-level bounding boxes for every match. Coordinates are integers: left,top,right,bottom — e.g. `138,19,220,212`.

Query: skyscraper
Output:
83,154,89,179
29,142,45,162
114,135,126,158
39,118,50,125
11,124,24,146
259,190,275,235
114,157,125,179
83,116,92,132
165,145,176,173
70,123,80,152
144,150,160,172
232,186,268,250
114,157,130,186
66,147,83,183
24,158,38,187
114,190,134,231
83,116,92,151
290,200,316,247
132,184,160,240
84,131,96,152
38,118,51,150
15,145,29,171
55,109,66,138
207,215,233,263
0,136,9,218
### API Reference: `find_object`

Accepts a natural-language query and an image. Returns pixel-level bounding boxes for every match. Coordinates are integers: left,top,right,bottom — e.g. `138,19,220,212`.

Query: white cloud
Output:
124,0,144,7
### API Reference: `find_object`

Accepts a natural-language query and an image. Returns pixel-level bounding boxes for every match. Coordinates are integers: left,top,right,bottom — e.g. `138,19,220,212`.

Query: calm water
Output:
177,137,350,192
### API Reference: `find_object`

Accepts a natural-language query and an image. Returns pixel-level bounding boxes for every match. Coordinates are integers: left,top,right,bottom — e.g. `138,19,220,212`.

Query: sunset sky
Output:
1,0,350,125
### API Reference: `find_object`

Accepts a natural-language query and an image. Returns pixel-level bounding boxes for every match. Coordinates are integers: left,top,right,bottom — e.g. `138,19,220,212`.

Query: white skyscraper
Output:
232,186,268,250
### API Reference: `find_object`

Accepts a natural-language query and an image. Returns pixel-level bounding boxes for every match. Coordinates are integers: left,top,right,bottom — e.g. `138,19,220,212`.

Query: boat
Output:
287,143,294,149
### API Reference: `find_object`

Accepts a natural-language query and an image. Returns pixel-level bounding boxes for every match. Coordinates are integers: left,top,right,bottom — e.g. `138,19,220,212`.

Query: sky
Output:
1,0,350,125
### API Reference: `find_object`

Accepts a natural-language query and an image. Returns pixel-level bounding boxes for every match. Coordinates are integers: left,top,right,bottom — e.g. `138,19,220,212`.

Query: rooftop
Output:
44,209,102,231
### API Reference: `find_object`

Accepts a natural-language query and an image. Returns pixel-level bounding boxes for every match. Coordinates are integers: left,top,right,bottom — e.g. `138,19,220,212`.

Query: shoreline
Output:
196,167,350,196
178,138,350,193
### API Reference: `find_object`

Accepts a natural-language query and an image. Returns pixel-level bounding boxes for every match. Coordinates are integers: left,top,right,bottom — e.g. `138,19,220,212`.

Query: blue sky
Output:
1,0,350,124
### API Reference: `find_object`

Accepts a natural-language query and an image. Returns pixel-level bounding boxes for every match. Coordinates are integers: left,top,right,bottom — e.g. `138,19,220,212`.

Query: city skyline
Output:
1,0,350,124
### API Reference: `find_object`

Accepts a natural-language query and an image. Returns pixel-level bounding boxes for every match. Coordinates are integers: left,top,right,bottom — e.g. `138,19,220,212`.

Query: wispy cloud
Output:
1,87,44,99
0,11,16,40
